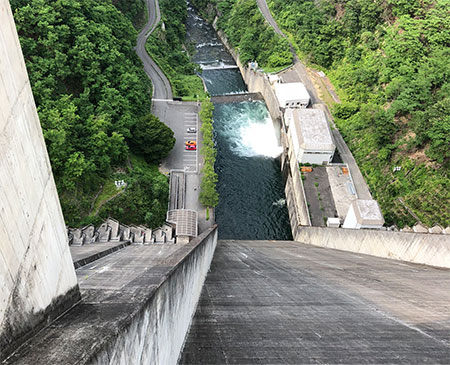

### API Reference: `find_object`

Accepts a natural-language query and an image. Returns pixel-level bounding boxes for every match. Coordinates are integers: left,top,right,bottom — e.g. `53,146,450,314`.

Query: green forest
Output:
193,0,292,71
264,0,450,227
11,0,174,228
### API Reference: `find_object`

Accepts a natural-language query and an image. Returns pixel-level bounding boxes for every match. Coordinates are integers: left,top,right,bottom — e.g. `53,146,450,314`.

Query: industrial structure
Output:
284,108,336,165
343,199,385,229
274,82,310,108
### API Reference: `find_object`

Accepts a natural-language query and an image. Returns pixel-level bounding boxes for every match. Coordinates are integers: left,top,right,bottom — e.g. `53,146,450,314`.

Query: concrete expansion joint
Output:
2,81,31,135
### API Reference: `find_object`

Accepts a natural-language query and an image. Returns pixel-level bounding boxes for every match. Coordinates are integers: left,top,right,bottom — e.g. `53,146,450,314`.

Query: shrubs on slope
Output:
267,0,450,227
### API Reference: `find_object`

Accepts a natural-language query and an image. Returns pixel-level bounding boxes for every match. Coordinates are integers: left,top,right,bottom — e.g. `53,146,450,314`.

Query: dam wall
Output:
214,24,311,234
91,226,218,364
296,227,450,269
0,1,79,360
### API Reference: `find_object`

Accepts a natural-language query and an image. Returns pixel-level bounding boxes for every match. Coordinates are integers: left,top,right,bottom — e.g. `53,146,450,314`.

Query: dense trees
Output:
205,0,292,70
267,0,450,226
130,115,176,162
12,0,174,227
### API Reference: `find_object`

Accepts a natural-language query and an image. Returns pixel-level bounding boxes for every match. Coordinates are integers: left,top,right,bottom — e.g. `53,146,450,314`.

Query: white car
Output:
187,127,196,133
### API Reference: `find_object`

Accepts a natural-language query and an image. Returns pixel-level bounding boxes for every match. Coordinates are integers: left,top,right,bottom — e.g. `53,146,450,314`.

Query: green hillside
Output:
196,0,450,227
11,0,174,227
266,0,450,227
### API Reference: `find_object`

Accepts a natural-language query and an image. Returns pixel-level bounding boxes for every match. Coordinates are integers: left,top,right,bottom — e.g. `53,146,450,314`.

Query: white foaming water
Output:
200,63,239,70
218,102,283,158
272,198,286,207
240,119,283,158
196,42,222,49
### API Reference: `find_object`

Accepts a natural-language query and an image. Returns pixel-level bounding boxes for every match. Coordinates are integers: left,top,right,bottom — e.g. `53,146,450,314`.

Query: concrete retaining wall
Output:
296,227,450,269
0,1,79,360
91,226,218,364
215,28,282,124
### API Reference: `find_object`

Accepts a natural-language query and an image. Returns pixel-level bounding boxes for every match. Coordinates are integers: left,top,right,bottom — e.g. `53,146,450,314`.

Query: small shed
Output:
285,108,335,165
274,82,310,108
327,217,341,228
343,200,384,229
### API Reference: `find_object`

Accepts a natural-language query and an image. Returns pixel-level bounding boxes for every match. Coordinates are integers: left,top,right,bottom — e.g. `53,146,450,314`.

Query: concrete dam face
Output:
0,0,79,359
1,0,450,363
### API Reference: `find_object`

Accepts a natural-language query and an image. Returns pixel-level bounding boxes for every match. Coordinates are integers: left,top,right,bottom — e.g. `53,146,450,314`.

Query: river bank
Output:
186,3,292,240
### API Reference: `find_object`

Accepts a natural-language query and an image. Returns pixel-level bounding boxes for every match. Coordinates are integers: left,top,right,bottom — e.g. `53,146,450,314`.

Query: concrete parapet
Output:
82,225,97,244
296,227,450,269
140,226,153,244
130,225,144,244
72,229,85,246
107,218,121,241
429,225,443,234
119,224,132,241
92,226,218,364
153,228,166,244
413,223,429,233
97,223,111,243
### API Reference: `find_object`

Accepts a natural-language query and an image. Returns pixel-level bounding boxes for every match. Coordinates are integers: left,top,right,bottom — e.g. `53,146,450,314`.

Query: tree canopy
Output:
11,0,174,226
130,114,176,162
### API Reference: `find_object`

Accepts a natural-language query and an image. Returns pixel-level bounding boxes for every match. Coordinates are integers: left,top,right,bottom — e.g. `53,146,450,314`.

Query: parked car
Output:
185,145,197,151
187,127,196,133
185,140,197,146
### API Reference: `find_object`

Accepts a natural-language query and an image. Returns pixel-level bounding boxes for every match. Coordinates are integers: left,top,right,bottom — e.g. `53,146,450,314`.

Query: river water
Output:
186,4,292,240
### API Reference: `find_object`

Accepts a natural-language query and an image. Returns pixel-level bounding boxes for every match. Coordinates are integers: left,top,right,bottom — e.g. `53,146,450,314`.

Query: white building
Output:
285,108,335,165
274,82,310,108
343,200,385,229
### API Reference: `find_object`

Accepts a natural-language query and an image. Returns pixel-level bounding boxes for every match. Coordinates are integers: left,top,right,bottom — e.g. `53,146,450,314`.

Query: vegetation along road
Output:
137,0,173,100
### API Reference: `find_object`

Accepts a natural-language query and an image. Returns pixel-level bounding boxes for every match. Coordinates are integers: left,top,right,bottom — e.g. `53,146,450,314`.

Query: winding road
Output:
136,0,173,100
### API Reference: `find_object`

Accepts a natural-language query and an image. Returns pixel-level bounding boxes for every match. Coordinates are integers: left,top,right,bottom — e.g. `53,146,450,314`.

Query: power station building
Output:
274,82,310,108
343,199,385,229
284,108,335,165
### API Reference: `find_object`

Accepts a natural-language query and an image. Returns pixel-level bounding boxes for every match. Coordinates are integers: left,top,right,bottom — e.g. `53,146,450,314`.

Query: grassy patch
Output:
262,64,293,74
178,74,209,101
91,179,126,215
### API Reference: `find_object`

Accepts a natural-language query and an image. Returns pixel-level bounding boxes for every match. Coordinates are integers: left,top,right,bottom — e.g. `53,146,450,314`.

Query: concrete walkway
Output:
255,0,372,200
181,240,450,364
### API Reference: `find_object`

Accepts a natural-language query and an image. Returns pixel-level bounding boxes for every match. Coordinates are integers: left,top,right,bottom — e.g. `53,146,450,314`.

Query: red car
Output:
185,145,197,150
185,140,197,146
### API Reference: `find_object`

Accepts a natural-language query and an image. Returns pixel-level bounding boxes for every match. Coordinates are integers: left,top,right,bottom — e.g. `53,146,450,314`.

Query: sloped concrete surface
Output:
181,240,450,364
0,1,79,359
5,227,218,364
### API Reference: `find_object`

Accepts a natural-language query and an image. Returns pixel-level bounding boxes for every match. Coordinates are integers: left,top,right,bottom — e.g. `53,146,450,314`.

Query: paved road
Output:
256,0,285,36
136,0,172,100
153,101,212,232
256,0,372,200
181,240,450,363
153,101,200,174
